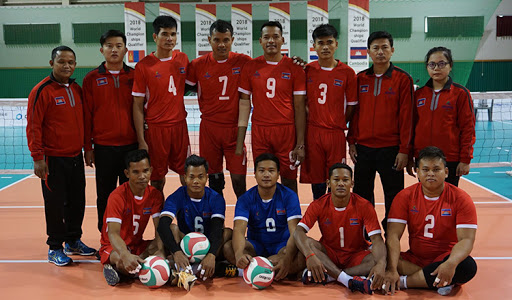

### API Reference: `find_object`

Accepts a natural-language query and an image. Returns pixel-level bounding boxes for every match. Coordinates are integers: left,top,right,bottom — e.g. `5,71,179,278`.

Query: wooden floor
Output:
1,172,511,299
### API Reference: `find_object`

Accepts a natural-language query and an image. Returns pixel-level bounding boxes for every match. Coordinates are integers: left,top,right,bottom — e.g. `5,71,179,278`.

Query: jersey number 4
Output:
168,75,177,96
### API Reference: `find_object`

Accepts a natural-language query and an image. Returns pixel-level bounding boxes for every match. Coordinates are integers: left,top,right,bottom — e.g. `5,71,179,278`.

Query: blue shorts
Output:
248,238,287,257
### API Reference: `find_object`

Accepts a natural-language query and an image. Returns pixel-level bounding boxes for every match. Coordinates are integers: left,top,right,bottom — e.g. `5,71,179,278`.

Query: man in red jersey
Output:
99,149,164,286
383,146,477,296
132,16,190,193
236,21,306,194
27,46,96,267
347,31,414,232
83,30,138,232
186,20,251,199
295,163,386,294
300,24,358,200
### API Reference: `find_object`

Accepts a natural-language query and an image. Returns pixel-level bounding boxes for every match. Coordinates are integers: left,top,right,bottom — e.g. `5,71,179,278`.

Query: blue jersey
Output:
161,186,226,236
234,183,302,245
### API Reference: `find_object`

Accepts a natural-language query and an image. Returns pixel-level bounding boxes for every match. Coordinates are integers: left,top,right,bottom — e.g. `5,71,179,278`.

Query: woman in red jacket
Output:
407,47,475,186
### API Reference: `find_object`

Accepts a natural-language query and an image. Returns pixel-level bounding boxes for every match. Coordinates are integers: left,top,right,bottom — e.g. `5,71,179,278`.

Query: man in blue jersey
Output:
225,153,305,281
157,155,235,283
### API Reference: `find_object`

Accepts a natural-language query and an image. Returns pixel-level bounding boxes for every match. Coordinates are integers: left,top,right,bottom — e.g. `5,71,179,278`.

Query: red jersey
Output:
238,55,306,126
132,51,188,126
83,62,137,150
305,60,358,130
413,77,475,164
26,73,84,161
298,193,381,253
186,52,251,126
388,182,477,261
100,182,163,249
347,63,414,154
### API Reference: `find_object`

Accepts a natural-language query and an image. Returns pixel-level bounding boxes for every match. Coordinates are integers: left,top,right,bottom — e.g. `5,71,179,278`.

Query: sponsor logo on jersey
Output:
324,218,332,225
204,72,211,79
334,79,343,87
276,209,286,215
232,67,241,75
385,87,396,95
155,71,162,78
124,208,132,215
417,98,426,107
254,71,261,78
441,208,452,216
203,212,212,218
360,85,369,93
143,207,152,215
350,218,359,225
307,77,313,84
411,206,419,213
281,72,291,80
442,101,453,110
54,96,65,105
96,77,108,86
179,67,186,74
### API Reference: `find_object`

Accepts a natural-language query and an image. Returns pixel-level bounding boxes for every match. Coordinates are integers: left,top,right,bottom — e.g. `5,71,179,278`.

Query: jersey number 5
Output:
133,214,140,235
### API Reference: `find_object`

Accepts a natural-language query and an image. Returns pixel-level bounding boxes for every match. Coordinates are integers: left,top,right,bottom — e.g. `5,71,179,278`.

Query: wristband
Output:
306,253,315,261
296,144,305,150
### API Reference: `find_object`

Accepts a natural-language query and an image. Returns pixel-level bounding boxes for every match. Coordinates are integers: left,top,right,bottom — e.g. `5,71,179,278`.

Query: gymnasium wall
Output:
0,0,510,98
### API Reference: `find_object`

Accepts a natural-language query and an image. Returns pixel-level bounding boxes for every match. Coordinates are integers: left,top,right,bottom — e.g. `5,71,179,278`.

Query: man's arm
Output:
233,219,251,269
107,222,144,272
146,216,165,258
395,75,414,170
368,233,387,290
291,94,306,163
133,96,147,150
200,217,224,279
236,92,251,155
383,222,406,295
293,225,326,283
272,218,300,281
156,215,190,271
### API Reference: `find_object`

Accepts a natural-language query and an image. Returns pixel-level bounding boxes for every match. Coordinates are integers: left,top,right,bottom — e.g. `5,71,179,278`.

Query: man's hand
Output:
198,253,216,280
382,269,400,295
119,252,144,273
291,145,305,166
271,255,291,281
85,150,95,167
456,162,470,176
368,261,386,291
34,160,49,179
406,158,416,178
305,254,327,283
431,260,456,288
173,251,191,272
349,144,358,164
394,153,408,171
291,56,306,69
138,140,148,151
235,253,252,269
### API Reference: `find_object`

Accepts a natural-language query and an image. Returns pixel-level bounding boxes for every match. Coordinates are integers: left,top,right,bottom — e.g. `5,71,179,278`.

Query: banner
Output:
231,4,252,57
195,4,216,58
124,2,146,67
307,0,329,62
159,3,181,52
269,2,290,57
347,0,370,72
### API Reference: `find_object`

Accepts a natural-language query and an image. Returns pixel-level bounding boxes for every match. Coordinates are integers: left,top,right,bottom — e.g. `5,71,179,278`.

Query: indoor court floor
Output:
0,171,511,299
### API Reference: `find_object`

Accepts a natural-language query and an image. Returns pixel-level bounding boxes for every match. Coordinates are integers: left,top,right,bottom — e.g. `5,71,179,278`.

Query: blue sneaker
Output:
48,249,73,266
349,276,372,294
64,240,97,256
103,264,120,286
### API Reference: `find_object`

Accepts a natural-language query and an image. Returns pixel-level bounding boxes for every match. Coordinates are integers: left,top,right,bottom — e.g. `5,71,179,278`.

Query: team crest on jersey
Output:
203,212,212,218
179,67,186,74
96,77,108,86
54,96,65,105
281,72,291,80
350,218,359,225
204,72,212,79
155,71,162,78
334,79,343,87
411,206,419,213
417,98,426,107
441,209,452,216
232,67,241,75
143,207,152,215
385,87,396,95
276,208,286,215
360,85,369,93
323,218,332,225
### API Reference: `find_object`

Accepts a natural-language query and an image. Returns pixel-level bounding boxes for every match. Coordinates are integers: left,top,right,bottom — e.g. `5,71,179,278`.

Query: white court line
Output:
462,177,512,202
494,171,507,174
468,172,480,174
0,174,31,192
1,176,12,178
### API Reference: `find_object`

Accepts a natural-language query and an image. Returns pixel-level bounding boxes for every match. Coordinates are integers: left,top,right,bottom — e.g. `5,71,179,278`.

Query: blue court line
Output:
463,167,512,202
0,174,31,191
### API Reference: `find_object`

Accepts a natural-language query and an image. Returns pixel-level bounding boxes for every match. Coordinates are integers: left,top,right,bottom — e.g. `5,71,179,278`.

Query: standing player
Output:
383,146,477,296
225,153,305,281
347,31,414,231
158,155,235,282
236,21,307,194
83,30,138,232
27,46,96,266
132,16,190,192
186,20,251,198
99,149,164,286
300,24,358,199
295,163,386,294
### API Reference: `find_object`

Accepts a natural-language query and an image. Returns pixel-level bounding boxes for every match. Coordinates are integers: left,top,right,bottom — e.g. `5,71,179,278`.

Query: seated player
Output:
295,163,386,294
225,153,305,281
99,149,164,286
383,146,478,296
158,155,235,284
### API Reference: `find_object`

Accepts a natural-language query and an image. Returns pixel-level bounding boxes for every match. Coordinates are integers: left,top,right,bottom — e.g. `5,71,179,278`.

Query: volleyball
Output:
243,256,275,289
180,232,211,263
139,256,170,288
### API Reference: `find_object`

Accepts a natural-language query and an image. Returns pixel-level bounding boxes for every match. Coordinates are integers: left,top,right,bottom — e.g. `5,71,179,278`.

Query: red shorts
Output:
400,250,451,268
145,120,190,180
99,240,151,265
199,120,247,175
300,126,347,183
324,244,371,269
251,124,296,180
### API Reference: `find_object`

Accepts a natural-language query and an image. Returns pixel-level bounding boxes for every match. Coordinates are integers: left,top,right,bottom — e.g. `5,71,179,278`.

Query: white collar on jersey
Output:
424,195,440,201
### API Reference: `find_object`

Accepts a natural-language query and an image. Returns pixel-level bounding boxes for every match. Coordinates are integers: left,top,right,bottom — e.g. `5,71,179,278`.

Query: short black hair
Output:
312,24,338,42
328,163,353,179
260,21,283,37
100,29,127,46
124,149,150,169
153,15,177,35
184,154,209,174
254,153,280,171
51,46,76,61
210,19,233,36
367,31,393,48
425,46,454,68
417,146,447,168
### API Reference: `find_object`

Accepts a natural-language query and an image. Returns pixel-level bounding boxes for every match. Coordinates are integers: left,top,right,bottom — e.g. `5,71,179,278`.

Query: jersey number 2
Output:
424,214,434,238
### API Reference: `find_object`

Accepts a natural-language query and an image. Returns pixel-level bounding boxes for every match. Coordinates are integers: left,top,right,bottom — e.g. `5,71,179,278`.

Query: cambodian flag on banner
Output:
350,47,367,59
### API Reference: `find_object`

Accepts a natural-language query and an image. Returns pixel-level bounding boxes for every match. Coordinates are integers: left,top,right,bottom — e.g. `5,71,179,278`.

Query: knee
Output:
452,256,477,285
223,228,233,243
